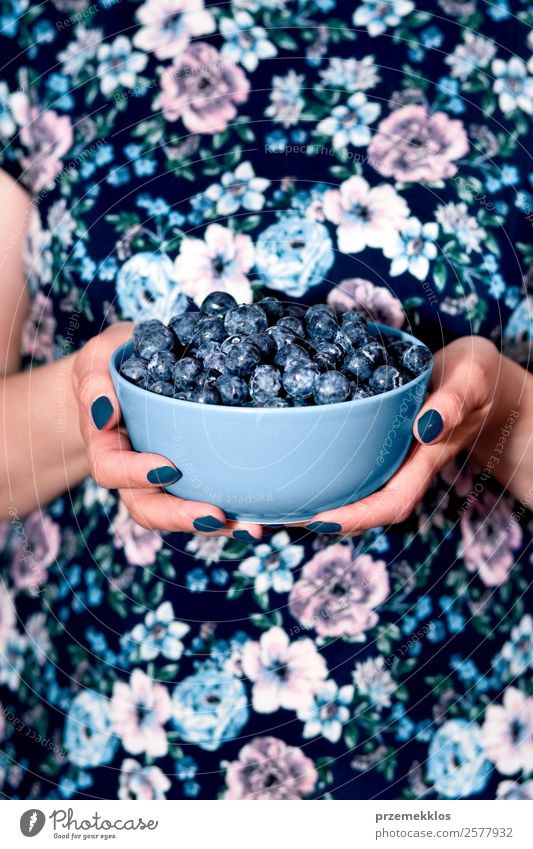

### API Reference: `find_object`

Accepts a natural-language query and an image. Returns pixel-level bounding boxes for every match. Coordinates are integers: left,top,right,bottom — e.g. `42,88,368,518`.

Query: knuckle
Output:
393,505,411,524
123,500,146,528
472,335,498,358
121,494,161,532
444,388,465,424
133,514,152,531
77,372,97,410
389,490,412,524
89,454,111,488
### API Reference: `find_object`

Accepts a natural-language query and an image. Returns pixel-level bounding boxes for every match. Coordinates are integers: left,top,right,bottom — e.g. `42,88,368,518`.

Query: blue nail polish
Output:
418,409,443,443
91,396,113,430
233,530,258,542
305,521,342,534
147,466,183,485
193,515,225,532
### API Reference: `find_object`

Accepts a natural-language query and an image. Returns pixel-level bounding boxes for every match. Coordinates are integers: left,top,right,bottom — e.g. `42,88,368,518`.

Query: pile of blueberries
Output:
119,292,432,407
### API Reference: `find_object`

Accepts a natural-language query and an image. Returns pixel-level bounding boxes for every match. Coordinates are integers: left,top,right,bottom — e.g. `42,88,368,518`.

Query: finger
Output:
86,427,183,489
414,336,499,445
120,489,264,537
75,322,133,432
90,430,263,535
303,439,452,535
120,489,263,542
225,521,264,541
120,487,229,534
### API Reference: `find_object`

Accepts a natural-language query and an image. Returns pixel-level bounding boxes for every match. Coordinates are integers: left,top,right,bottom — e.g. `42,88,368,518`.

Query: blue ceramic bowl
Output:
110,322,432,524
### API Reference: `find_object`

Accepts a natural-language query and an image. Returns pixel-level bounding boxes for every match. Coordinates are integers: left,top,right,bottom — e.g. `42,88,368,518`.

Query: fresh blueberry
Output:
203,350,227,373
315,341,343,362
277,316,305,337
334,329,355,353
216,374,249,405
360,341,388,368
283,360,320,398
258,296,284,324
266,325,297,350
246,332,277,361
306,310,338,341
341,310,367,328
350,384,375,400
149,380,174,397
387,339,411,363
200,291,237,317
194,340,220,361
221,334,245,354
313,371,351,405
401,343,432,375
343,350,374,382
169,312,201,346
172,356,203,389
225,342,262,376
188,385,220,404
224,304,268,336
313,341,342,371
195,370,218,387
369,365,404,393
340,313,369,347
284,303,308,320
306,304,336,320
274,343,311,369
174,390,192,400
255,397,289,408
147,350,177,381
192,316,226,345
133,320,163,355
136,325,175,360
120,356,149,384
250,365,282,402
341,308,367,323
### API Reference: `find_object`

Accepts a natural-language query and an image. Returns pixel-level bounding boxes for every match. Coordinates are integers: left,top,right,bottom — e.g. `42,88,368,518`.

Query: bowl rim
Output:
109,321,433,415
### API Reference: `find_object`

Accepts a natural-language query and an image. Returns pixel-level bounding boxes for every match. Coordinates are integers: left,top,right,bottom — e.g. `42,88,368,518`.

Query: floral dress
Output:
0,0,532,801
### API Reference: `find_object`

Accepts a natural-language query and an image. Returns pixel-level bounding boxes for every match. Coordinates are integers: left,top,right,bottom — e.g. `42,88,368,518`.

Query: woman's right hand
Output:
72,322,263,539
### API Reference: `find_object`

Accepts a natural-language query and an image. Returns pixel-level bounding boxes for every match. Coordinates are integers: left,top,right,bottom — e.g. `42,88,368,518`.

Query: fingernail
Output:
418,409,443,443
91,396,113,430
305,521,342,534
193,515,226,532
147,466,183,485
233,530,259,542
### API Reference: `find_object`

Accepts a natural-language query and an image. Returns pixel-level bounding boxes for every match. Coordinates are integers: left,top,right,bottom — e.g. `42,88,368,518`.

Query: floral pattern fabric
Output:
0,0,532,800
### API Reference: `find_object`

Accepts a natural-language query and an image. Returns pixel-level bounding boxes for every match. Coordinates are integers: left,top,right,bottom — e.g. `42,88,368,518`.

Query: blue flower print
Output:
238,531,304,594
171,667,249,751
129,602,190,662
427,720,492,799
255,214,334,297
64,691,118,769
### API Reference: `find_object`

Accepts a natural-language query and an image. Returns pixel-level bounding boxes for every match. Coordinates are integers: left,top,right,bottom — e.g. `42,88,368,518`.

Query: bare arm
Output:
0,169,88,517
0,170,261,537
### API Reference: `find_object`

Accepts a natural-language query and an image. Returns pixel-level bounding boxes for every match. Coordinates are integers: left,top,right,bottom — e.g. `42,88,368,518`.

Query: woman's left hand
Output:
301,336,504,536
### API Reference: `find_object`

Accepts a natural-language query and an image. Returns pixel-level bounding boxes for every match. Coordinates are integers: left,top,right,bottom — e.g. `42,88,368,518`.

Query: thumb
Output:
413,337,498,445
74,322,133,432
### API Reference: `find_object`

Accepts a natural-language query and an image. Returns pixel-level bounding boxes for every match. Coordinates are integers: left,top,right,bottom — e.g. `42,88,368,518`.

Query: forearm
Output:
472,354,533,504
0,352,89,517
